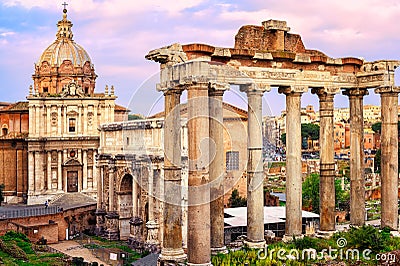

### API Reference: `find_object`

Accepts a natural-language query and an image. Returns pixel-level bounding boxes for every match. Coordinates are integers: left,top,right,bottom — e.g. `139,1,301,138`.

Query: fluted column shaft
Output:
343,88,368,226
187,83,211,265
209,84,228,253
159,89,186,264
279,87,304,237
376,87,400,230
313,88,336,231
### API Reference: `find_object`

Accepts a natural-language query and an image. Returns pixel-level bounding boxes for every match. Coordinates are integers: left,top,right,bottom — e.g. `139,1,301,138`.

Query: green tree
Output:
371,122,382,134
302,173,348,214
301,123,320,141
281,124,319,148
228,189,247,208
302,173,320,213
374,146,400,173
0,184,4,206
281,133,286,145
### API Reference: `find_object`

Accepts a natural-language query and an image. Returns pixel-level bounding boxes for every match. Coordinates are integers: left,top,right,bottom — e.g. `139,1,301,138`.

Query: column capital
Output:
342,88,369,97
156,81,183,95
374,86,400,94
311,87,340,97
278,85,307,95
239,83,270,95
181,76,210,90
208,81,229,96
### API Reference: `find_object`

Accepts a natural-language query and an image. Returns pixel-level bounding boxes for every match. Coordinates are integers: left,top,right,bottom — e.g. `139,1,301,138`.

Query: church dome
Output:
32,7,97,96
37,8,92,67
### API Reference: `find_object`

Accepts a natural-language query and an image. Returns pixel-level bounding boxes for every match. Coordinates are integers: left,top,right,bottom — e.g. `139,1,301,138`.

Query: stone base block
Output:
105,229,119,241
282,234,303,243
187,262,212,266
244,239,266,249
211,246,228,255
158,248,187,266
316,230,337,239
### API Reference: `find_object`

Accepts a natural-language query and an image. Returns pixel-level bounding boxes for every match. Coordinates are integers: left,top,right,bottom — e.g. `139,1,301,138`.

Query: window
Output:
43,87,48,93
85,87,89,94
69,118,76,132
126,137,130,146
2,128,7,136
226,151,239,171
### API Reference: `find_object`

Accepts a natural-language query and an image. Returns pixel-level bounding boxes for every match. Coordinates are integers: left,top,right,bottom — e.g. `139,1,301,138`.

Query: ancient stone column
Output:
209,82,229,254
83,150,88,191
57,151,62,191
108,160,115,212
312,87,338,233
343,88,368,226
28,151,35,194
240,83,268,248
47,151,52,191
158,88,186,264
187,80,211,265
375,86,400,230
279,86,307,238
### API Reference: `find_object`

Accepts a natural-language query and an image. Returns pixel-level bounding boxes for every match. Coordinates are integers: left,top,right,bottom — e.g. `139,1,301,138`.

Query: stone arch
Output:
117,173,133,240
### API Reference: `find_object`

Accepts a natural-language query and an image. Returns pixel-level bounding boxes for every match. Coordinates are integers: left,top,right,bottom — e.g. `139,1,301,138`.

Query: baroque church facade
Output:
0,7,127,205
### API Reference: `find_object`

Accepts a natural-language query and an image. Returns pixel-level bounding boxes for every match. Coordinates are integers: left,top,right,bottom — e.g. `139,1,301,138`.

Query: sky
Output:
0,0,400,117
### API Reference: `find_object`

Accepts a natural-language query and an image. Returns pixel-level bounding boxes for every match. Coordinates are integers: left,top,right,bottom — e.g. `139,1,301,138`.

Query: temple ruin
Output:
146,20,400,265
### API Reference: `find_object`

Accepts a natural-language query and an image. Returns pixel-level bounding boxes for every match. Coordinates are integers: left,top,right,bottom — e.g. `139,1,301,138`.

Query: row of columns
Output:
28,104,102,138
28,149,96,195
159,81,400,264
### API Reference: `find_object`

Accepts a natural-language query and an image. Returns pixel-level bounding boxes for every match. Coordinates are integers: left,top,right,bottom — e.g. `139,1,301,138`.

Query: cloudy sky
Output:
0,0,399,116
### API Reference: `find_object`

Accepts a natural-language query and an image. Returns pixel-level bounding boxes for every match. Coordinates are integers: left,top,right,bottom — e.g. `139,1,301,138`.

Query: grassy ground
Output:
0,231,68,265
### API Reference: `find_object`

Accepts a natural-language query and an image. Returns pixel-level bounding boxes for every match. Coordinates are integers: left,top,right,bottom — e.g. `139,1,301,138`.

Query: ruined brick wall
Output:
234,25,306,53
0,140,28,202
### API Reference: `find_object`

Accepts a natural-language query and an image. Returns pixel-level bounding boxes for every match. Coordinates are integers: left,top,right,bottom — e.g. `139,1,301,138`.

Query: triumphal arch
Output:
146,20,399,265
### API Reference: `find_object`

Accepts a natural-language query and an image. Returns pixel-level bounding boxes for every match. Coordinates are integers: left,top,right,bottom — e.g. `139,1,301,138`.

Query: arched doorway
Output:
118,174,133,240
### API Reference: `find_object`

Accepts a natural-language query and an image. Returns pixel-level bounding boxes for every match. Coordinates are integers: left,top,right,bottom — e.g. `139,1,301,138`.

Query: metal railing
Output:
0,205,60,219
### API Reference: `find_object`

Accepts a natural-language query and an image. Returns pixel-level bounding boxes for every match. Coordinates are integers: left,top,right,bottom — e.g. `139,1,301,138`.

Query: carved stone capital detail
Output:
311,87,340,96
374,86,400,94
239,83,270,94
278,85,308,95
342,88,369,97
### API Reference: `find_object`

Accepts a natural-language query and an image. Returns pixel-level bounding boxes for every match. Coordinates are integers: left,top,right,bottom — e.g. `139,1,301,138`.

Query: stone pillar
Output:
375,86,400,230
132,171,138,217
46,106,51,135
83,150,88,191
28,106,33,134
240,83,268,247
343,88,368,226
57,151,62,191
312,88,338,233
95,165,106,236
93,150,97,190
63,150,68,191
158,88,186,264
108,160,115,212
209,82,229,254
148,166,154,221
57,106,62,135
187,81,211,265
47,151,52,191
83,105,88,134
35,106,40,137
28,151,35,194
279,86,307,238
